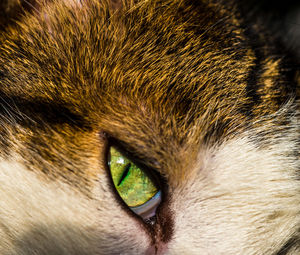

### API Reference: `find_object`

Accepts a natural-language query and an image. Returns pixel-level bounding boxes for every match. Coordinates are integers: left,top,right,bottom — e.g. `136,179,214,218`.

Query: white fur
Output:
1,109,299,254
168,118,300,254
0,159,150,254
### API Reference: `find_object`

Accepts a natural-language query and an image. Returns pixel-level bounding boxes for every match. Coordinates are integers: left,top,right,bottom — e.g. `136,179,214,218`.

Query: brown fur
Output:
0,0,299,254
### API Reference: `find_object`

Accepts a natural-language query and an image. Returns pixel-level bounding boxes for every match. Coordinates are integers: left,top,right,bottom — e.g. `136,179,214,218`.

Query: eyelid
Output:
130,191,162,220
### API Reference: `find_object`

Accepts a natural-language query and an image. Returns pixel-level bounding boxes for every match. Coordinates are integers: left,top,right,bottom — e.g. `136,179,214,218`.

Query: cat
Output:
0,0,299,254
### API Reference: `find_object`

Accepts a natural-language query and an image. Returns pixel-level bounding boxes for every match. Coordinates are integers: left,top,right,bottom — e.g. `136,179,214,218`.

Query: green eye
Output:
108,146,161,220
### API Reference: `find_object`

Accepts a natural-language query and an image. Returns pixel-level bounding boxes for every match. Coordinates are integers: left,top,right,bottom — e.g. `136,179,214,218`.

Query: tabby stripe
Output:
243,53,263,117
0,94,90,129
274,236,300,255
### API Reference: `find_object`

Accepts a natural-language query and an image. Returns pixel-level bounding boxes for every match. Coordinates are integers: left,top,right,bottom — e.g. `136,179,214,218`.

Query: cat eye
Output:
108,146,162,220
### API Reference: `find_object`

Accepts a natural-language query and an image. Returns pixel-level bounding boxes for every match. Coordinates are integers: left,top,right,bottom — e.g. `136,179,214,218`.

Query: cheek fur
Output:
167,120,300,254
0,158,151,254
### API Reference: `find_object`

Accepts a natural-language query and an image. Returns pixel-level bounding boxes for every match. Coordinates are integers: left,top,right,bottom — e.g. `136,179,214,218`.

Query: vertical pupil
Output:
117,163,131,186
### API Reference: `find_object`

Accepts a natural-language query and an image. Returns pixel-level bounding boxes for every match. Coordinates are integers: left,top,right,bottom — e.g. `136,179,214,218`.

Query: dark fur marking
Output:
274,236,300,255
0,94,90,130
236,0,299,116
240,38,264,118
235,2,274,118
244,54,263,116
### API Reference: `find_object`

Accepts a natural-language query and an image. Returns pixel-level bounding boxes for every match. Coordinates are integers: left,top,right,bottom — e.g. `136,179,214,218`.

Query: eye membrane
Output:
108,146,162,220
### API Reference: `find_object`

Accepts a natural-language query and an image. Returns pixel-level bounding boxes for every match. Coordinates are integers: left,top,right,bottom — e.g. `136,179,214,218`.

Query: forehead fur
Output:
0,0,292,128
0,0,298,182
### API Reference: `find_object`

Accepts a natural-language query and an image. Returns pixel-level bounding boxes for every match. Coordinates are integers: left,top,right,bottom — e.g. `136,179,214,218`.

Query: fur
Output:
0,0,299,254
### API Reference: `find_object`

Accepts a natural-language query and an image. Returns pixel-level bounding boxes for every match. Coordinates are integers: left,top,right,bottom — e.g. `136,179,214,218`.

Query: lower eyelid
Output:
130,190,162,220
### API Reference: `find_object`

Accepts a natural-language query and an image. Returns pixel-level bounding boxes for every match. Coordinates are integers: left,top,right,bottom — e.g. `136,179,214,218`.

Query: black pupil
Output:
117,163,131,186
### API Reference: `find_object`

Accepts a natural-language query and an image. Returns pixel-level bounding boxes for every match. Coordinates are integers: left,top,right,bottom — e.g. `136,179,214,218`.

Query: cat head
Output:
0,0,299,254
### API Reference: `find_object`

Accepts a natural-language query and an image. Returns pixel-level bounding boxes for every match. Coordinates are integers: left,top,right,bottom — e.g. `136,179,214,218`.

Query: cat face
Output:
0,0,299,254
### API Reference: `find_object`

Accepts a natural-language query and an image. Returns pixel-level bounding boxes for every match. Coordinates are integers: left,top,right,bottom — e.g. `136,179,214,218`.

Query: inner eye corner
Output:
106,143,163,221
